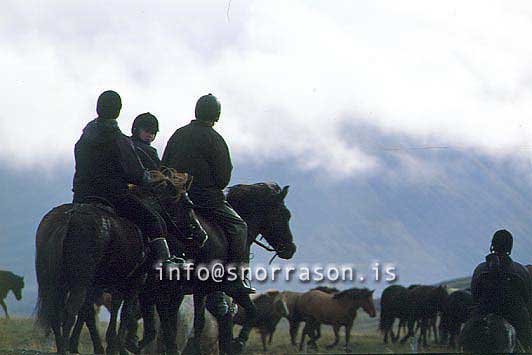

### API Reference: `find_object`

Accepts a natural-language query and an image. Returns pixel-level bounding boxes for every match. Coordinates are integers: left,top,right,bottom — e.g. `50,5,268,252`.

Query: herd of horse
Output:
0,170,528,354
0,266,531,354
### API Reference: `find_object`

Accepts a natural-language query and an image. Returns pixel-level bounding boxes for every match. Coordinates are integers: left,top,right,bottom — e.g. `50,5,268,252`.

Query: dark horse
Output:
0,270,24,319
379,284,409,344
34,172,192,355
439,290,473,349
400,285,448,348
459,313,517,353
136,182,297,355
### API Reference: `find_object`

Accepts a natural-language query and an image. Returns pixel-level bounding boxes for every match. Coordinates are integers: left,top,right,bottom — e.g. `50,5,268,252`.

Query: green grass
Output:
0,316,452,355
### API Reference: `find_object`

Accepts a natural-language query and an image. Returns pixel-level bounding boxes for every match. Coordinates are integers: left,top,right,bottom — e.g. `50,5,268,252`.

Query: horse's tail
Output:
378,297,388,332
34,209,71,333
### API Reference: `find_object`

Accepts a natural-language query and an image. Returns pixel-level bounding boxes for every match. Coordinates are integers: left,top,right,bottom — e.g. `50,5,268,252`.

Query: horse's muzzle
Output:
278,243,296,259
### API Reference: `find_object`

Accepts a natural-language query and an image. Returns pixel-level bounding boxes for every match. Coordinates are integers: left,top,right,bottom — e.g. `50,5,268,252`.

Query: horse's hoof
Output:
232,339,246,354
125,339,140,354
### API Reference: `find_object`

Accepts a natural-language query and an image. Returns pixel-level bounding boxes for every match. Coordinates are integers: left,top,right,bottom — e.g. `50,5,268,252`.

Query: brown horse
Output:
281,290,303,346
0,270,24,319
297,288,376,352
281,286,340,347
35,172,192,355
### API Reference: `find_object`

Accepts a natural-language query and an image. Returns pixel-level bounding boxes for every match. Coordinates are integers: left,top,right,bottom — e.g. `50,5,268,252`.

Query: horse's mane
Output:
333,287,372,300
252,289,281,303
311,286,339,294
0,270,23,287
226,182,282,215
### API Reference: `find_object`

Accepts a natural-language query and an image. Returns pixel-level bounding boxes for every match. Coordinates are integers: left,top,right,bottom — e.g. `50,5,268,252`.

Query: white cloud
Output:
2,0,532,176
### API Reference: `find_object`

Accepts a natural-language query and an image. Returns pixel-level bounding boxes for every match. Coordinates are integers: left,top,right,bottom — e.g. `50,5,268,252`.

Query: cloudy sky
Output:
2,0,532,178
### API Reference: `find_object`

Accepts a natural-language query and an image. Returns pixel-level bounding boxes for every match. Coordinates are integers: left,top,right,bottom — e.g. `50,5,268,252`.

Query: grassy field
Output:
0,314,452,355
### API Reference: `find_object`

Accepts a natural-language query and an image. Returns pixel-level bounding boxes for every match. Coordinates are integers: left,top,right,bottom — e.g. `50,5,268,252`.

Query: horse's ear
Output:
279,185,290,200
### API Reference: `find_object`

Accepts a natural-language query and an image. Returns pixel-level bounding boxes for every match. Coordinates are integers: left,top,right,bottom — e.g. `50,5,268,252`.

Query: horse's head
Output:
12,276,24,301
333,288,376,318
227,182,296,259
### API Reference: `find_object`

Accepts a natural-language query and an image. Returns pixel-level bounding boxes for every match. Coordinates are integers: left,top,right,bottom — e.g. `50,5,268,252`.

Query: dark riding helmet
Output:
195,93,221,122
96,90,122,119
490,229,513,254
132,112,159,135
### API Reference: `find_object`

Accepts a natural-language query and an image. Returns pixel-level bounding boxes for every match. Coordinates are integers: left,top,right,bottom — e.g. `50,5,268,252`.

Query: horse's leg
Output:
400,318,414,344
260,330,267,351
156,292,182,355
85,303,105,354
232,293,256,353
0,299,9,320
189,292,207,355
106,294,122,355
62,286,87,351
420,318,429,348
432,317,438,344
116,291,139,355
289,320,300,346
68,302,86,353
268,326,275,345
299,321,309,351
138,289,157,352
392,319,401,343
327,325,340,349
344,323,353,352
309,323,319,349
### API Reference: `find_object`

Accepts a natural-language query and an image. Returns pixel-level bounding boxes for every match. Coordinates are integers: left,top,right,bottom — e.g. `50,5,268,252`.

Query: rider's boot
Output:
185,210,208,248
181,192,208,247
149,237,190,272
226,264,256,294
127,238,191,281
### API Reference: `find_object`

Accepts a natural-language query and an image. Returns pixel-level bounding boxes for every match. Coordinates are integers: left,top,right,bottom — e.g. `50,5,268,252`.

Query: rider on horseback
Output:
130,112,208,247
72,90,186,276
162,93,256,294
470,229,532,350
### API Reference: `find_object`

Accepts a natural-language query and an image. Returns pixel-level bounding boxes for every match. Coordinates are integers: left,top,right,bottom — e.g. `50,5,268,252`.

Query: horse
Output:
379,284,409,344
281,290,304,346
439,290,473,349
233,290,289,351
282,287,340,348
0,270,24,319
34,171,192,355
459,313,517,353
137,182,297,355
399,285,448,348
297,288,376,352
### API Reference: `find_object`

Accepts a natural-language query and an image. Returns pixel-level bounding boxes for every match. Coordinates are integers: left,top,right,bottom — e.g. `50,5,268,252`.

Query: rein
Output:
253,238,279,265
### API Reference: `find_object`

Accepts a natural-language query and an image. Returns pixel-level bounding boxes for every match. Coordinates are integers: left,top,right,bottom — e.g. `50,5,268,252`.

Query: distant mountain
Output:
1,127,532,316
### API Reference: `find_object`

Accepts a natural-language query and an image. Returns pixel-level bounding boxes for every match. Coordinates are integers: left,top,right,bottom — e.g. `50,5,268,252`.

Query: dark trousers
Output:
199,202,248,264
107,192,168,240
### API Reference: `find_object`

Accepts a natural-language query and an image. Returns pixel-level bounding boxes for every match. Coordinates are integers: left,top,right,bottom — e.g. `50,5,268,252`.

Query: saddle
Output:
75,196,117,215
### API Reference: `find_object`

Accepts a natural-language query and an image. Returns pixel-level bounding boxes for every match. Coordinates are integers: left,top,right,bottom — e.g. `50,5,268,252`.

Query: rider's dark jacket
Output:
132,136,161,170
471,253,532,316
162,120,232,208
72,118,150,203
